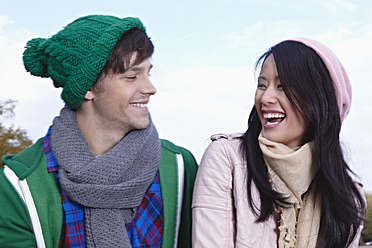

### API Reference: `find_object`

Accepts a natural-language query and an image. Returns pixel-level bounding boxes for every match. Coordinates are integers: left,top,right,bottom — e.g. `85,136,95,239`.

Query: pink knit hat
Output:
287,38,352,123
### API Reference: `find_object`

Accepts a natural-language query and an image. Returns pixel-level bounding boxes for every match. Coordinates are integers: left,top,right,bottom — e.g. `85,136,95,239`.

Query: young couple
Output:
0,15,365,248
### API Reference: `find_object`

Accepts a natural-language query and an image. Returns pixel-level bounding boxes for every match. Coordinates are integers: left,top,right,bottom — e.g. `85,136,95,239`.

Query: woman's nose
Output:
261,87,277,105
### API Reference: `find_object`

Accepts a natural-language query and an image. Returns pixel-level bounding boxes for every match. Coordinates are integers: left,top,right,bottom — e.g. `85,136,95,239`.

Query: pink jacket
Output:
192,133,363,248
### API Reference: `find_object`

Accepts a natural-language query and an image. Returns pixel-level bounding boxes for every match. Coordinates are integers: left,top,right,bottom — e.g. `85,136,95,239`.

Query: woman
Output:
192,38,366,248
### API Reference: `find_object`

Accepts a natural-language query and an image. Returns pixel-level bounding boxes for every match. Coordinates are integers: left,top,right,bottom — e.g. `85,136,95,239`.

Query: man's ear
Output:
84,90,94,100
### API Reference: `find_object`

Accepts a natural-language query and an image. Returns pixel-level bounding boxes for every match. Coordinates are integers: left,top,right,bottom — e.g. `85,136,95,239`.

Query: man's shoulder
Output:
160,139,197,169
1,138,44,180
161,139,182,154
161,139,193,157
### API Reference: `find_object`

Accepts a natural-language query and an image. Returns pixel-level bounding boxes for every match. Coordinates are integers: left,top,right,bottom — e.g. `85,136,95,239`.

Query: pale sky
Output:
1,0,371,191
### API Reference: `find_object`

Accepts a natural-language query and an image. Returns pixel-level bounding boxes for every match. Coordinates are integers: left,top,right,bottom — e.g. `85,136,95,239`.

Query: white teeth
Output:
131,103,147,108
263,113,285,119
266,121,279,125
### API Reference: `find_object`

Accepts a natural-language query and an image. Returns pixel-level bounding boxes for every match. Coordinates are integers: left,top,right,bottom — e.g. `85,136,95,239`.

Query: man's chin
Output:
135,119,151,130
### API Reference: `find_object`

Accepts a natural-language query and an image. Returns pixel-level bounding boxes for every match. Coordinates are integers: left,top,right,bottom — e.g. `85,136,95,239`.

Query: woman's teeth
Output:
264,113,285,126
263,113,285,119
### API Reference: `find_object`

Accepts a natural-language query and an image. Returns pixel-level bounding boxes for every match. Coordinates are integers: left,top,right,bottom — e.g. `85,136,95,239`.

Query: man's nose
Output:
141,77,157,95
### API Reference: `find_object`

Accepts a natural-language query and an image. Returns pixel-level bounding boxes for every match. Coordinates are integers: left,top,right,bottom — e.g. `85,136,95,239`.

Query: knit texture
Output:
287,38,352,123
259,133,321,248
23,15,147,110
50,106,161,247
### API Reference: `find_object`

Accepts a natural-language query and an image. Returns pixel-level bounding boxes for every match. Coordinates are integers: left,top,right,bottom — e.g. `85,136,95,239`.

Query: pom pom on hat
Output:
22,15,147,110
23,38,48,78
286,38,352,123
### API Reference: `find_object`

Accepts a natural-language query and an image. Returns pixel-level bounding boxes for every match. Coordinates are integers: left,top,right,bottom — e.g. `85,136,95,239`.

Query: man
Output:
0,15,198,248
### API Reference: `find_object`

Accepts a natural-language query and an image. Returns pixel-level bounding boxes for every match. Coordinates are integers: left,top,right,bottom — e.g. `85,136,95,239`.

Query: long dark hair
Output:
240,41,365,247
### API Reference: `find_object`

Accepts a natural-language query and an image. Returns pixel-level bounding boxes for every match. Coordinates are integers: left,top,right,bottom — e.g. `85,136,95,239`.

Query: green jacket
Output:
0,138,198,248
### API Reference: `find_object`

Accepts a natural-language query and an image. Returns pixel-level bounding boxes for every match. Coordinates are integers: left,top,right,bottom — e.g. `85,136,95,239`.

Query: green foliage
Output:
0,99,16,117
0,100,32,167
362,192,372,242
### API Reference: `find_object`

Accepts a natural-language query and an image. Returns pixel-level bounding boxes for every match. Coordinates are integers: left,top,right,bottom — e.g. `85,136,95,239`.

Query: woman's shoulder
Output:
208,132,243,151
210,132,244,141
203,133,245,167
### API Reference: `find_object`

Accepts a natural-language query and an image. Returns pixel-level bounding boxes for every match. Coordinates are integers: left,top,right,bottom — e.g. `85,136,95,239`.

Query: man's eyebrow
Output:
126,64,153,72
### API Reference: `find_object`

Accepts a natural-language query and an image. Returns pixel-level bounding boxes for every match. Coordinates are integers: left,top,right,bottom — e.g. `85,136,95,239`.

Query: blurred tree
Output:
362,192,372,242
0,99,32,167
362,193,372,242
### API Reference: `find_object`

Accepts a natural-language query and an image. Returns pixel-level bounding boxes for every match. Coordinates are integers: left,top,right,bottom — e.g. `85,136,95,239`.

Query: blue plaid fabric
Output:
42,126,163,247
126,173,163,247
43,127,85,248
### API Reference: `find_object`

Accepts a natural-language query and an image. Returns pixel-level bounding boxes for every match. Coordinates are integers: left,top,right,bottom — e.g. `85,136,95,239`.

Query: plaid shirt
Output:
42,127,163,247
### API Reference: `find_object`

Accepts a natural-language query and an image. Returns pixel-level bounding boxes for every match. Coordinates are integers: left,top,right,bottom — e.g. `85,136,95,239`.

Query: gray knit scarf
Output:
50,106,161,248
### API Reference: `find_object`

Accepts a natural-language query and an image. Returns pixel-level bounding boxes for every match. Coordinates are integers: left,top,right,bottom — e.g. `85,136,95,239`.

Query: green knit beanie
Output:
23,15,147,110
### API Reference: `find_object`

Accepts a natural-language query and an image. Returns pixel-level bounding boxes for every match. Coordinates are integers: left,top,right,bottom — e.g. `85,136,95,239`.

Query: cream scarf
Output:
258,133,322,248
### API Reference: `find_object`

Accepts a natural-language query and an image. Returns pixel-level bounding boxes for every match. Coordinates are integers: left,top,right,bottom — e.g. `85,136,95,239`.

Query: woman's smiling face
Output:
255,54,308,148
